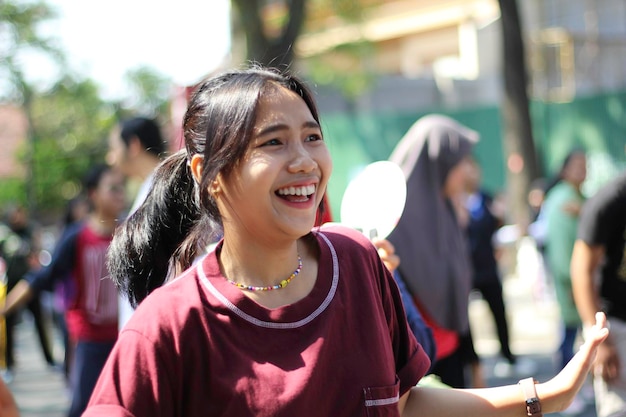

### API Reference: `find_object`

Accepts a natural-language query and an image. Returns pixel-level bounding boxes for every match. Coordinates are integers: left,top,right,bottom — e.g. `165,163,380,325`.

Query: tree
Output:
498,0,540,228
1,0,65,211
231,0,307,69
27,76,115,212
1,1,119,218
120,65,173,120
1,1,176,220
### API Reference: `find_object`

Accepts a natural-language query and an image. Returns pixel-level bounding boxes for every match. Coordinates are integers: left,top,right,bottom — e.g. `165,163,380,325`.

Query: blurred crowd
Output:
0,111,623,417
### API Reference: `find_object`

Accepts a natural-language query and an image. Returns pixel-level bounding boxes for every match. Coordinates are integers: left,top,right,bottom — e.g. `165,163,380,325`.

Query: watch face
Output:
526,398,542,415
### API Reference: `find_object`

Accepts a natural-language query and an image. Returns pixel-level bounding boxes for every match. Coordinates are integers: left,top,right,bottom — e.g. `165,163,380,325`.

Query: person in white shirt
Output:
107,117,167,329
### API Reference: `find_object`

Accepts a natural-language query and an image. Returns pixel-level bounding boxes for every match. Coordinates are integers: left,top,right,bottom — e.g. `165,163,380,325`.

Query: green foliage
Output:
308,0,384,22
0,178,27,206
0,0,63,102
306,40,376,99
26,77,115,210
0,0,172,219
122,66,173,119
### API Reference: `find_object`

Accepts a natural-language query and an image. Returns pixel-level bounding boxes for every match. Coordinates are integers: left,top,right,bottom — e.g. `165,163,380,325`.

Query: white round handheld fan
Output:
340,161,407,239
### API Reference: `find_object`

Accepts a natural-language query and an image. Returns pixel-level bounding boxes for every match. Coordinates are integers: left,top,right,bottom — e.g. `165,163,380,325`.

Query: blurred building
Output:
0,106,28,179
292,0,626,112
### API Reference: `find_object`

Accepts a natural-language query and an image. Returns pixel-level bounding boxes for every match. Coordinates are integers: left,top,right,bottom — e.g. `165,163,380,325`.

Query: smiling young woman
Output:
75,66,609,417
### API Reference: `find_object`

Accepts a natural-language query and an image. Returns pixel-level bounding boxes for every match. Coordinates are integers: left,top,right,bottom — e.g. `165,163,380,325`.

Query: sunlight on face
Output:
215,85,332,243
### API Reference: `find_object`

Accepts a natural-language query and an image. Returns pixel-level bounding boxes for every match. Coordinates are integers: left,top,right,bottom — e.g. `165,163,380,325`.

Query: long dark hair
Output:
107,66,322,307
120,117,166,158
544,148,586,195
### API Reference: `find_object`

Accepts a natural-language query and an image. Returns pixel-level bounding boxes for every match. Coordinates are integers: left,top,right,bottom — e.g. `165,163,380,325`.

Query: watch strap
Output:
518,377,543,417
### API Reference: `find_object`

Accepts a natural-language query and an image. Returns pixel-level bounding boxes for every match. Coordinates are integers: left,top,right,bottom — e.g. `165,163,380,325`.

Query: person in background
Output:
51,195,89,384
463,157,518,380
387,114,478,388
373,238,437,366
83,68,607,416
542,150,590,416
0,376,17,417
0,205,56,383
106,116,167,329
543,150,587,373
572,170,626,417
1,165,126,417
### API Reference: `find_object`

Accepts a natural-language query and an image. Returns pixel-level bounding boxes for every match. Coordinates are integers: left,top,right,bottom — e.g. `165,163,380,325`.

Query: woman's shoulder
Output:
123,267,203,332
315,223,377,254
317,223,372,243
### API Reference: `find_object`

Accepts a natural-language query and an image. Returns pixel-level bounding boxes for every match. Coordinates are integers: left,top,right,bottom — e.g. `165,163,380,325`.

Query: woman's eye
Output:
305,134,323,142
260,138,282,147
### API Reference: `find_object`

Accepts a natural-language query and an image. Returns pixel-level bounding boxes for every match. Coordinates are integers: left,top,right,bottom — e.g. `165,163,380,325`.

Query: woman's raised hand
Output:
540,312,609,411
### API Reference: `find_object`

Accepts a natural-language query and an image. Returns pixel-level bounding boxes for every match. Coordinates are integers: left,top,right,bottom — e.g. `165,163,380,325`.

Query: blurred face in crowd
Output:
562,152,587,188
8,206,28,231
444,155,473,198
106,126,131,176
464,158,481,193
91,169,127,218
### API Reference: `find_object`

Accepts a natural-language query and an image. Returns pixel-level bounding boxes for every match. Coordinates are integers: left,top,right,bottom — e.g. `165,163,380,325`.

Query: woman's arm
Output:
399,312,608,416
0,375,18,417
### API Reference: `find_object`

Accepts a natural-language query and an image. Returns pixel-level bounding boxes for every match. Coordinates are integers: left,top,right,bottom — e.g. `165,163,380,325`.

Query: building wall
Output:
0,106,27,179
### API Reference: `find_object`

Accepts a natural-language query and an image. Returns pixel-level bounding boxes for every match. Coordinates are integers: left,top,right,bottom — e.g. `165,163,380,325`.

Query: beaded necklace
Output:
226,254,303,291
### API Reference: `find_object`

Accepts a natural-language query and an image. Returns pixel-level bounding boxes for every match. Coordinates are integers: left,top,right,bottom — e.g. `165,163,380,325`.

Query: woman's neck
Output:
219,237,301,288
218,234,318,309
87,213,118,236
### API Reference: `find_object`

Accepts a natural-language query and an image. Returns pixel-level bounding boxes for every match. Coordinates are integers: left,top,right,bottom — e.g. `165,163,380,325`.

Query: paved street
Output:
4,313,69,417
4,258,600,416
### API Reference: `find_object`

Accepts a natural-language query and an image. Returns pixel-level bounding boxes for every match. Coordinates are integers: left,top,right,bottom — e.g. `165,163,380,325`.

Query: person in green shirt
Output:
543,150,587,370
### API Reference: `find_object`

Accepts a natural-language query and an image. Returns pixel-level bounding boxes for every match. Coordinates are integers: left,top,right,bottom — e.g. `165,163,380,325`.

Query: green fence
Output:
321,91,626,220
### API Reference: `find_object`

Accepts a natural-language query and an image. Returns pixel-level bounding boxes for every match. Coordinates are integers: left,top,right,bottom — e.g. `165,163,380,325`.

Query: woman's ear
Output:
210,175,222,197
190,154,222,196
190,154,204,184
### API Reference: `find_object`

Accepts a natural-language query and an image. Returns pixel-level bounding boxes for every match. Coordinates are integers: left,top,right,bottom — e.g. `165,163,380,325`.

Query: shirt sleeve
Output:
374,245,431,395
26,225,79,293
84,328,175,416
577,186,616,246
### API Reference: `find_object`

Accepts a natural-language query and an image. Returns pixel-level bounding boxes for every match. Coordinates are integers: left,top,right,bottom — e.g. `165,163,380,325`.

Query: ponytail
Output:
107,67,321,306
107,150,217,307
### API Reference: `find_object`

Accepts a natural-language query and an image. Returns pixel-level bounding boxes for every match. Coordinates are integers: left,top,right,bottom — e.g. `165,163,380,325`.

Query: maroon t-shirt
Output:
27,224,118,343
86,225,430,417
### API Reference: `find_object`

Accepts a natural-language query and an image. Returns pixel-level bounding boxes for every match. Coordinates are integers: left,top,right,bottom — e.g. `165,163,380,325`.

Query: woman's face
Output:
443,155,473,198
214,86,332,243
92,169,127,218
562,153,587,187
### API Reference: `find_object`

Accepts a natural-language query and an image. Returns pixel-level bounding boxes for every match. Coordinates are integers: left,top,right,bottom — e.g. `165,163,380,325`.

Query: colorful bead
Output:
226,254,303,291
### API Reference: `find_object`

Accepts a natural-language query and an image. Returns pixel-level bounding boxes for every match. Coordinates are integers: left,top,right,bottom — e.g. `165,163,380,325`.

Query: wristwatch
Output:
518,377,543,417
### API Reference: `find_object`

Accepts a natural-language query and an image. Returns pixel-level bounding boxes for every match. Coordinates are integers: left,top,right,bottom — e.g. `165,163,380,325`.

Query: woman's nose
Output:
288,145,317,173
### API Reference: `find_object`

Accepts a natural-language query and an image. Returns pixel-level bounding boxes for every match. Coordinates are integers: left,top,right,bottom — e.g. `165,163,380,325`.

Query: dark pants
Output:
68,340,115,417
52,309,71,381
473,280,515,363
5,296,55,369
431,344,466,388
559,325,579,370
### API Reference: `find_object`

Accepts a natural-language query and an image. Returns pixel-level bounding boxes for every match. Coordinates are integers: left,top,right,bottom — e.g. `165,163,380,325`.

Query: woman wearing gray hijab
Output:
388,114,478,388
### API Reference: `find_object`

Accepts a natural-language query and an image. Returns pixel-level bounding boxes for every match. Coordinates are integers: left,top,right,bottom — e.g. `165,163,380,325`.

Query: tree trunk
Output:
232,0,307,69
498,0,540,230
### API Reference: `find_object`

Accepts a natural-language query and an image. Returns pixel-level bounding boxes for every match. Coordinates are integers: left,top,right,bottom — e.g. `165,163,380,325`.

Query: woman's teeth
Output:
277,184,316,196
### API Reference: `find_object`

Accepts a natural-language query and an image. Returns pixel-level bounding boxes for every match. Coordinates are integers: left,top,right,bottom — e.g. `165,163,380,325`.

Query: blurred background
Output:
2,1,626,416
1,0,625,227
